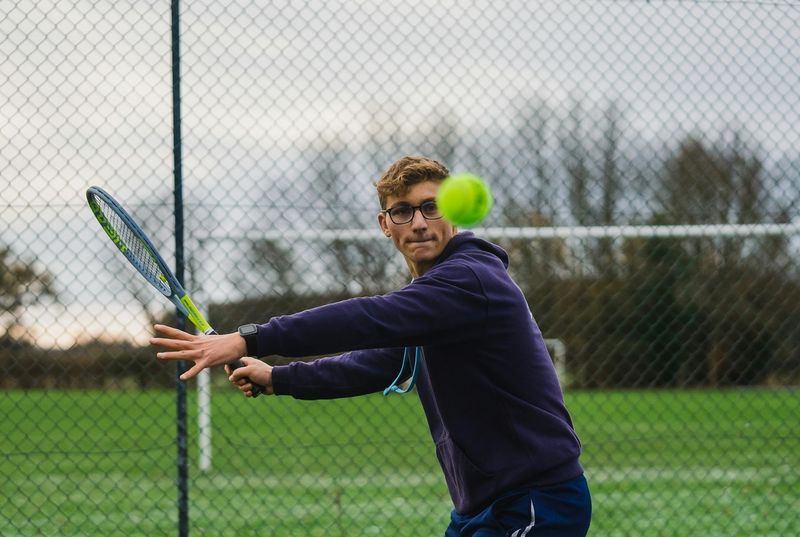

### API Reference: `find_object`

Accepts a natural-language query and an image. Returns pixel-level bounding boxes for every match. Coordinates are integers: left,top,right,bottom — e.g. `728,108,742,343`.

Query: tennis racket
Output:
86,186,264,397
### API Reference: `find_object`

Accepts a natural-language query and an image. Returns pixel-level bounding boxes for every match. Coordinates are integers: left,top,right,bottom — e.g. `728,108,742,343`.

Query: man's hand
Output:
226,357,274,397
150,324,247,381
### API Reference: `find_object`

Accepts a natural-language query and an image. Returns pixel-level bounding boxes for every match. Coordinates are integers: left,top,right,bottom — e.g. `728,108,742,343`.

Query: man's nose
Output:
410,207,429,229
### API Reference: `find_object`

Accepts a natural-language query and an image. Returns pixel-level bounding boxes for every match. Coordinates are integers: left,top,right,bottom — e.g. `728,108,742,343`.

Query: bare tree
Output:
0,246,56,340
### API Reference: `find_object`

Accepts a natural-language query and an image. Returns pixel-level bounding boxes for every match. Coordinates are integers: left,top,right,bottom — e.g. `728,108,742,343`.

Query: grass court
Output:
1,387,797,536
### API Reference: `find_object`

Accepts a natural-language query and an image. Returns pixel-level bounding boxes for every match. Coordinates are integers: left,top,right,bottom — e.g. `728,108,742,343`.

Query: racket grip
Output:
229,359,265,398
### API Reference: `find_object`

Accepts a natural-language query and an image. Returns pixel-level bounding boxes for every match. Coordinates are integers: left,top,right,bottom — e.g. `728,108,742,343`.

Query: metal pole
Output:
197,239,212,473
171,0,189,535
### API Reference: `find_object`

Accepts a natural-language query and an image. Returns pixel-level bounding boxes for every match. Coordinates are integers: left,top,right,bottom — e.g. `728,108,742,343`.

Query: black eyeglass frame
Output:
381,200,443,225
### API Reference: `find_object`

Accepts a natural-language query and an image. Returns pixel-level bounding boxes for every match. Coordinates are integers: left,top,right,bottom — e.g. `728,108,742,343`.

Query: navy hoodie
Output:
253,232,583,514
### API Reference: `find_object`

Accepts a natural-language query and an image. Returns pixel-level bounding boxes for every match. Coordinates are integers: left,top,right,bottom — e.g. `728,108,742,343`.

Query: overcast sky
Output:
2,0,799,346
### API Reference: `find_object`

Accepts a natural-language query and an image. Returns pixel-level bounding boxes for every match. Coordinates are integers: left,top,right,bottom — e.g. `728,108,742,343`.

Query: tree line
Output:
2,101,798,388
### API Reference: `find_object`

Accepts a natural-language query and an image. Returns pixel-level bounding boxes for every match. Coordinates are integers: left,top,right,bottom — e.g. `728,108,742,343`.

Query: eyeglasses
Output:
381,200,442,225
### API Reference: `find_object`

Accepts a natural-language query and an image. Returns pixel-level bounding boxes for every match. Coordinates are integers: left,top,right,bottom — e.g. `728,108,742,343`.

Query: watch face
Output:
239,324,257,336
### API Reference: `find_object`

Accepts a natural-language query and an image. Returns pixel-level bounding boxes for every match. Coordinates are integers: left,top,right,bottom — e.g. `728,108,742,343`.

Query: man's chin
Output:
406,245,440,262
406,240,433,252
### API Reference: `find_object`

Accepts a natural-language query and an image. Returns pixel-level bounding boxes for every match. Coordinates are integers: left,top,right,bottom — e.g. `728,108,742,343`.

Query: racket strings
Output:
94,196,166,286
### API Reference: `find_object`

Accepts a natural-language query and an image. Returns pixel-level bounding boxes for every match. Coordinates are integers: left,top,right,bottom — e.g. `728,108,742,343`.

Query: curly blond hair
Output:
375,156,449,209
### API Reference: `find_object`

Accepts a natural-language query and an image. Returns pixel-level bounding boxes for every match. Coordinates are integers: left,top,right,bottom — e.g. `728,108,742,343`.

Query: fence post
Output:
171,0,189,535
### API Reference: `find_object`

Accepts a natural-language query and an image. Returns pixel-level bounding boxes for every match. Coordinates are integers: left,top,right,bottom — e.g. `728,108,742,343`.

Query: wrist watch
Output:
237,323,259,356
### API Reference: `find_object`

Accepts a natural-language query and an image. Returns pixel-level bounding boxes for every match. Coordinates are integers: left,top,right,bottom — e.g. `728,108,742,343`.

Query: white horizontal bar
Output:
200,223,800,243
479,223,800,239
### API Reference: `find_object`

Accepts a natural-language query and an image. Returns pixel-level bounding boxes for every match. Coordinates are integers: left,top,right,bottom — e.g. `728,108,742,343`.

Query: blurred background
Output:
2,1,798,536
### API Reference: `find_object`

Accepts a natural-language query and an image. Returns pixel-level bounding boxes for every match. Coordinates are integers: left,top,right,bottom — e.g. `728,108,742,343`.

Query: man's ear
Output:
378,212,391,237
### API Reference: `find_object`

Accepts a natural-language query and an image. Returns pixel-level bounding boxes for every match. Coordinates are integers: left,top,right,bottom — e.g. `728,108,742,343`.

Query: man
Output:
151,155,592,536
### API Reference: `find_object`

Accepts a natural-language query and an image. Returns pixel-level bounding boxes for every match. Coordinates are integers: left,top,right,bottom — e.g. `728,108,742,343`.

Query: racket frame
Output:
86,186,263,395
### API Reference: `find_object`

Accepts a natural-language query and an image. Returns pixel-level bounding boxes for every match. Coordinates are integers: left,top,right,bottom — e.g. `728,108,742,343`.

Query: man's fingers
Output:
227,357,272,397
150,337,194,350
153,324,195,340
228,364,253,383
179,362,205,381
227,373,251,395
150,325,233,384
156,350,195,361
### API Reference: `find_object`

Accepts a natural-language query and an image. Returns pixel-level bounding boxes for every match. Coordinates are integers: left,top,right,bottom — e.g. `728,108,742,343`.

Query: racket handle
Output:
228,359,265,398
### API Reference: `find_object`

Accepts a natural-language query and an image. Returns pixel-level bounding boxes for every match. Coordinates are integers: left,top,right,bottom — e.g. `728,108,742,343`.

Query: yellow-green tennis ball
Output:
436,173,492,227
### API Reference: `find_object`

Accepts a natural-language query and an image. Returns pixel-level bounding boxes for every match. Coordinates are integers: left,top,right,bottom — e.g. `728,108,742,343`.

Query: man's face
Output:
378,180,457,277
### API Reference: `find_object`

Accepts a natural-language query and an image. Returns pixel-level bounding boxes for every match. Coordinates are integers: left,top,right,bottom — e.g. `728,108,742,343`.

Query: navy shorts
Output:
444,474,592,537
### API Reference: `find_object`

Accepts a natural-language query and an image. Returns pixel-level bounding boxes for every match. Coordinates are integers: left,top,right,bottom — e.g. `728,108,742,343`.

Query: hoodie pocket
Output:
435,435,496,512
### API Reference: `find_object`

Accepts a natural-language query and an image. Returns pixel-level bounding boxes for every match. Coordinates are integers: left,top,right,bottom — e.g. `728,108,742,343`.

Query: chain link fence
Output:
2,1,799,535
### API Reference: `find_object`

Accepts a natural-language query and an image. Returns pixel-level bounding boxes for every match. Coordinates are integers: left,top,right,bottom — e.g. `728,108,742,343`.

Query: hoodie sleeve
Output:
252,259,489,359
271,347,405,399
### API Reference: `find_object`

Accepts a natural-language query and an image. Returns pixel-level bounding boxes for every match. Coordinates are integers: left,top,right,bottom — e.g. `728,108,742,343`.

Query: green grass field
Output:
1,387,798,536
